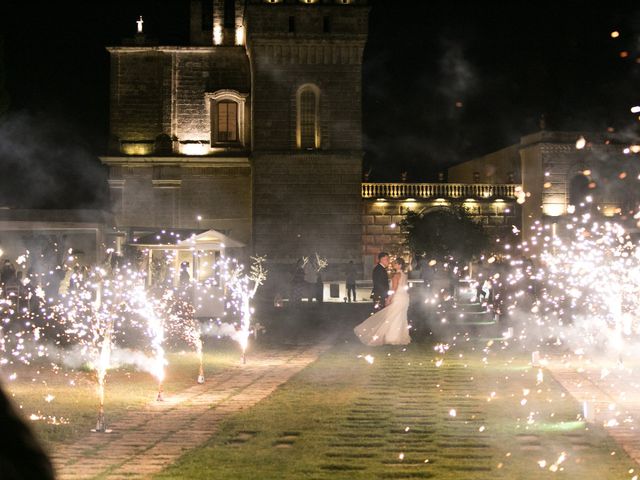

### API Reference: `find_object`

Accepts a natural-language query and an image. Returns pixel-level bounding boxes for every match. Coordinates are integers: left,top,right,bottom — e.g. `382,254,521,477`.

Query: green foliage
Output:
400,206,488,263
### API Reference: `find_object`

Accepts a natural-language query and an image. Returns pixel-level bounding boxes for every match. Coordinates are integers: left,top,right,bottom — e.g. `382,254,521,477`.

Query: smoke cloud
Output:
0,112,108,209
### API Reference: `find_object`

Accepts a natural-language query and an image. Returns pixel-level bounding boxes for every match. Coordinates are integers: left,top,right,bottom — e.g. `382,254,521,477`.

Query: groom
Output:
371,252,390,312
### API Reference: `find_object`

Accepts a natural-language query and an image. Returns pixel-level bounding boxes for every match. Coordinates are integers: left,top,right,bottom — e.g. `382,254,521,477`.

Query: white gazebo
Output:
132,229,245,318
134,229,245,285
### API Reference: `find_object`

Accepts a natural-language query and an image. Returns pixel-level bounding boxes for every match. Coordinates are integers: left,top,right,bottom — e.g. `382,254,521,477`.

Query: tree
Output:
400,207,488,263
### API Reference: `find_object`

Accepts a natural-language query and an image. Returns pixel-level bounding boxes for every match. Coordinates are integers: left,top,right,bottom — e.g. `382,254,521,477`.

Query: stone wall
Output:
104,1,369,272
109,50,168,145
252,153,362,264
104,160,252,244
246,0,368,282
246,2,368,152
362,198,520,260
449,130,638,235
108,47,250,154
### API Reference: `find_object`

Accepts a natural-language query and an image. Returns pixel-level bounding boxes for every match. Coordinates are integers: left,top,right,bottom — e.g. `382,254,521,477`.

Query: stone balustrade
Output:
361,183,520,200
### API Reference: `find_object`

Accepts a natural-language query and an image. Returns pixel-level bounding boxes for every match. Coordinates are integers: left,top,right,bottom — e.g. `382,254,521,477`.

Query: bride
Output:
354,258,411,346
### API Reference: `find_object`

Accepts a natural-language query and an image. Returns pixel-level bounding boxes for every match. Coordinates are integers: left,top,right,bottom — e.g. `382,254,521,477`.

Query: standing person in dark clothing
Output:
291,258,305,302
345,261,357,303
179,261,191,285
371,252,390,312
0,383,55,479
1,259,16,286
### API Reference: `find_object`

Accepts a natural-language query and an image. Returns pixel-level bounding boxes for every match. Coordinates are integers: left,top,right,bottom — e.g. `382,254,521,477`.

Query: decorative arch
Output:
206,89,248,147
296,84,321,150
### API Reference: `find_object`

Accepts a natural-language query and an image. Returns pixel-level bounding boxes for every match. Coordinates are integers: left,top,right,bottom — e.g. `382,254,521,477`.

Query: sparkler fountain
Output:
93,316,113,433
55,266,121,433
533,216,640,356
172,296,205,384
221,256,267,364
134,288,167,401
196,336,205,384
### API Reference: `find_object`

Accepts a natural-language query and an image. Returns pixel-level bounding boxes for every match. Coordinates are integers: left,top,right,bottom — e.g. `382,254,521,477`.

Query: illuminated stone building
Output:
106,1,619,279
448,130,638,235
358,129,639,268
101,0,368,277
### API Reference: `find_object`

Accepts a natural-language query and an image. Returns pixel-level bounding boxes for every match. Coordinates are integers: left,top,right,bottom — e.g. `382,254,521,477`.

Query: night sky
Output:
1,0,638,208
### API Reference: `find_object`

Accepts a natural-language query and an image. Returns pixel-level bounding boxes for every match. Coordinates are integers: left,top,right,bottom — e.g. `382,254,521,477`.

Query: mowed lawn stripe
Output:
156,340,637,479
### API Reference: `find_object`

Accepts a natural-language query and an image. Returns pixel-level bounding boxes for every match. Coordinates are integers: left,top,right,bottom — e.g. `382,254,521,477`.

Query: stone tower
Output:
101,0,369,276
245,0,369,270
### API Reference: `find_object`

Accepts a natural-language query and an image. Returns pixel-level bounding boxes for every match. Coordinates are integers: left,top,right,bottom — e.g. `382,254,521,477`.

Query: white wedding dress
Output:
354,272,411,346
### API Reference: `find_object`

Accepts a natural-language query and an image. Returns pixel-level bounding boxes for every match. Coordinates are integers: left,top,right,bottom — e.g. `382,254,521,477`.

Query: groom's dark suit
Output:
371,263,390,311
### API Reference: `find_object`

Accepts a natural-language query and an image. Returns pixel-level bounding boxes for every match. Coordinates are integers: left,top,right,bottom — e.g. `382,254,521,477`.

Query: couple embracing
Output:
354,252,411,346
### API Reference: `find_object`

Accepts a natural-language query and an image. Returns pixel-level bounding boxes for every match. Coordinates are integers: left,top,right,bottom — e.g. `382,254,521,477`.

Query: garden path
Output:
52,341,333,479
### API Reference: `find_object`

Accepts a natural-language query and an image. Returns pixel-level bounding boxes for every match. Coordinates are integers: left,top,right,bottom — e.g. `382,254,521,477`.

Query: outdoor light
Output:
213,24,223,45
543,203,564,217
122,143,154,155
181,143,209,156
235,24,245,46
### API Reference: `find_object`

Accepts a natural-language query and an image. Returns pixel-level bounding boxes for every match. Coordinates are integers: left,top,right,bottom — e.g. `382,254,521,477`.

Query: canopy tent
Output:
132,228,244,251
175,229,245,250
130,229,245,319
131,228,244,284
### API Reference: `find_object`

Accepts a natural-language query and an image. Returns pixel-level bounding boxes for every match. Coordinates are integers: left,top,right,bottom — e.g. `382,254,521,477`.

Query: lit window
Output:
296,84,320,149
217,101,238,142
207,90,248,147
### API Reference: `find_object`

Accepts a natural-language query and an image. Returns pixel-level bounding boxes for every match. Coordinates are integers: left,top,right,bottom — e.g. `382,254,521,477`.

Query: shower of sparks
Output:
501,215,640,355
314,253,328,272
0,244,266,429
219,255,267,362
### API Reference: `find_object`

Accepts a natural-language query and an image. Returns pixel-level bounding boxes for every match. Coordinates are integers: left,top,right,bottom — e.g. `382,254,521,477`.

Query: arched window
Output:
569,174,590,207
206,90,248,147
296,84,320,149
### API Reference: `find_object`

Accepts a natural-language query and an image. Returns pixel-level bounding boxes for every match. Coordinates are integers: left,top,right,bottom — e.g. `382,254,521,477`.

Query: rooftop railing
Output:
361,183,520,200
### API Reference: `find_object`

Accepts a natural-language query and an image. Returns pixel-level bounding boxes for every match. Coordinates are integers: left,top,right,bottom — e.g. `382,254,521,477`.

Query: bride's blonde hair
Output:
394,257,406,272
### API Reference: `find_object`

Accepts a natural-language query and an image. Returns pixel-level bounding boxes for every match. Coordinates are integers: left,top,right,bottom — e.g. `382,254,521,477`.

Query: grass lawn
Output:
2,339,244,448
156,337,637,479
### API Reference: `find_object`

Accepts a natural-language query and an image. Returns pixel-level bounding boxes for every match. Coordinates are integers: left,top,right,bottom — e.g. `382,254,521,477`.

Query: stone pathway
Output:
547,355,640,466
51,342,333,479
316,353,494,478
